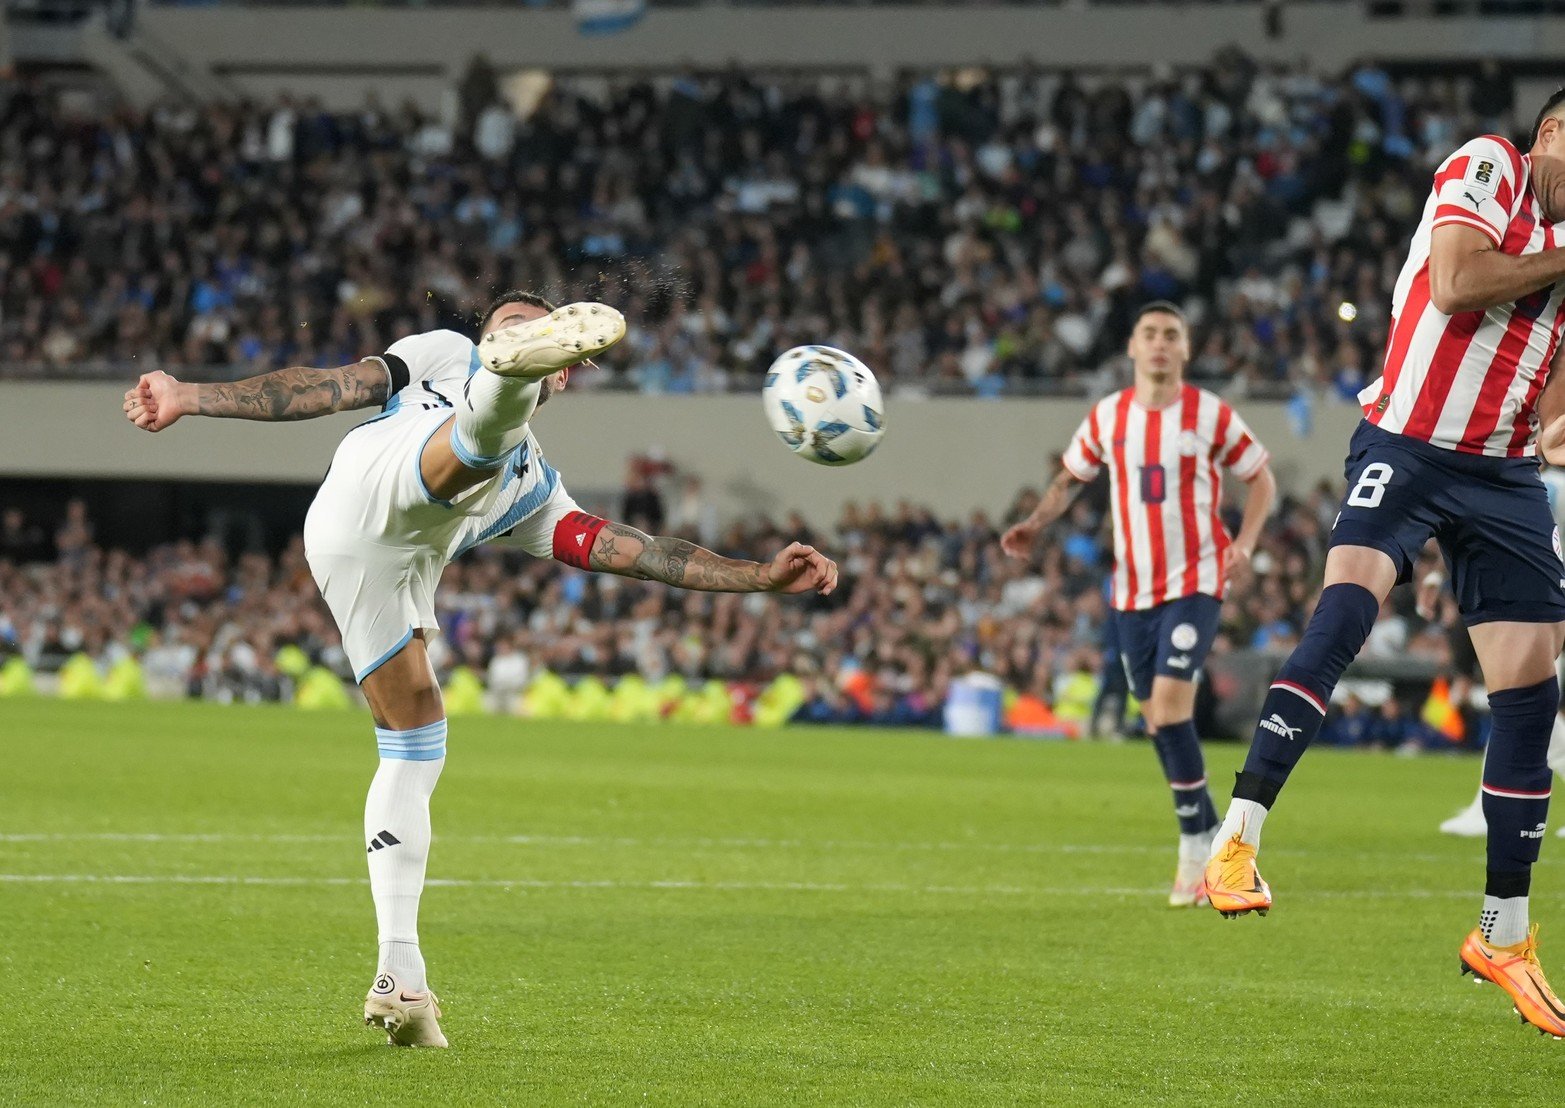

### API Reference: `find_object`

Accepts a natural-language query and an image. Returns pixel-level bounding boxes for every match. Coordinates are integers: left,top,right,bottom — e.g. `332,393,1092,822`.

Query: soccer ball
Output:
761,345,885,466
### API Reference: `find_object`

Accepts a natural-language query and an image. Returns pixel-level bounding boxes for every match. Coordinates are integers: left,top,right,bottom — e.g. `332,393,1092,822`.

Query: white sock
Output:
1179,828,1216,863
1212,799,1269,856
1547,713,1565,777
452,369,541,466
366,720,447,993
1481,895,1530,948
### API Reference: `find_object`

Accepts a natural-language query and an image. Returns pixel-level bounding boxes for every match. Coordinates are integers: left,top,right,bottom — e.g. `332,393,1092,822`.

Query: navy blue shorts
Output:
1330,421,1565,626
1111,593,1222,701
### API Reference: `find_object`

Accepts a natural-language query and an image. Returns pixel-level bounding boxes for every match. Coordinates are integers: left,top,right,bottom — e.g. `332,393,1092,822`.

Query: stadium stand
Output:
0,477,1466,743
0,56,1520,398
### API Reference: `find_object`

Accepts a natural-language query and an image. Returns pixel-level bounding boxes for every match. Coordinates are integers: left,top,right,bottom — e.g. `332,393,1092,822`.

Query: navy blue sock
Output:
1482,678,1557,882
1237,583,1379,800
1153,720,1218,835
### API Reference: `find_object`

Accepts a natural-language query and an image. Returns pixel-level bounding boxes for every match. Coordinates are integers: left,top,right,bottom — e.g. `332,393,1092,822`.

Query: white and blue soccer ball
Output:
761,345,885,466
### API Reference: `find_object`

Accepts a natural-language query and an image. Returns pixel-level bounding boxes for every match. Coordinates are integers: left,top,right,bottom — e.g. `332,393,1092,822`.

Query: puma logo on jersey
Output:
1258,713,1302,741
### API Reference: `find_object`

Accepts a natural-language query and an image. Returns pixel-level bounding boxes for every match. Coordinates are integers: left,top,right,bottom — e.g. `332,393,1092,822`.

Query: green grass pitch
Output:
5,700,1565,1105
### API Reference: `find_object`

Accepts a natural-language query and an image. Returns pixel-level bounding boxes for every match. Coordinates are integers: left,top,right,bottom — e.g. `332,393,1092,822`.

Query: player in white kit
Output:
124,292,838,1047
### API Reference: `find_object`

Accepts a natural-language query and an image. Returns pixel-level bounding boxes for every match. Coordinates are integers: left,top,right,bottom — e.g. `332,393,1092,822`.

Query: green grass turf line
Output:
3,700,1564,1105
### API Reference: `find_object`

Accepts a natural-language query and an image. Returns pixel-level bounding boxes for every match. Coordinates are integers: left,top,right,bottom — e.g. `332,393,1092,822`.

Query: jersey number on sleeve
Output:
1140,464,1166,505
1347,462,1395,508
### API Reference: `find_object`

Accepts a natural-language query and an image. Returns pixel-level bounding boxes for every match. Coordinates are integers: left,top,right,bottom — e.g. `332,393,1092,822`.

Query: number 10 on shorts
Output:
1348,462,1394,508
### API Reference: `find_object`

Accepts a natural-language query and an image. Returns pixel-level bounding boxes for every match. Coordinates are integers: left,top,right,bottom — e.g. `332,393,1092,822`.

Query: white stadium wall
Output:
4,384,1363,522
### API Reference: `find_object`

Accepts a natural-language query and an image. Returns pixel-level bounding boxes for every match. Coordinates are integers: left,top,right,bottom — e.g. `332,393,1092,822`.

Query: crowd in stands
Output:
0,53,1522,395
0,474,1478,744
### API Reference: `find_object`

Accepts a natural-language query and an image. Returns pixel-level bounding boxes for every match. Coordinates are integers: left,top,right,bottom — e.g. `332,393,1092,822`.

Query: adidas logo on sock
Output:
366,829,403,853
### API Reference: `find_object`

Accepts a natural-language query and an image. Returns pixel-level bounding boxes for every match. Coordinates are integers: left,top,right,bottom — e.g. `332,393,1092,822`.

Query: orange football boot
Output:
1203,833,1271,919
1460,924,1565,1039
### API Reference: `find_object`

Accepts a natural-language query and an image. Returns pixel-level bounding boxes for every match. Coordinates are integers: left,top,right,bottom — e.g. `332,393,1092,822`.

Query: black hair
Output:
1532,87,1565,147
477,289,555,331
1133,300,1186,327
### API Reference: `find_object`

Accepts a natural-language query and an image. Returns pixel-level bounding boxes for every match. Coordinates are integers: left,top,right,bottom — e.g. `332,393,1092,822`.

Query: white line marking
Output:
0,872,1488,900
0,873,1123,897
0,831,1488,866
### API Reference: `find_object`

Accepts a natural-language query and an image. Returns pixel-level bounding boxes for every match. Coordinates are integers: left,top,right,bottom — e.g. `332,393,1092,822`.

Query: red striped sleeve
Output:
1432,207,1502,246
1221,434,1256,468
1082,405,1103,464
1432,156,1470,192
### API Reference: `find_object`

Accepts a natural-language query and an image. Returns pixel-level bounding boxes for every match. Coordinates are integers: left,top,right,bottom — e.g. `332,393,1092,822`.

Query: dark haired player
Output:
1003,302,1276,906
123,294,838,1047
1205,91,1565,1038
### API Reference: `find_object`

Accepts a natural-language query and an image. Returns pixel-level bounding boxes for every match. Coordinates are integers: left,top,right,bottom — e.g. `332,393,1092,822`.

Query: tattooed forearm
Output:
588,522,768,592
193,361,388,421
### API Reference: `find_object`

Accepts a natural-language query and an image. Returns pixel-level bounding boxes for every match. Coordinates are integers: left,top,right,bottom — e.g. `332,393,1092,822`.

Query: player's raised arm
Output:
123,361,390,432
552,511,837,595
1427,132,1565,315
1428,223,1565,316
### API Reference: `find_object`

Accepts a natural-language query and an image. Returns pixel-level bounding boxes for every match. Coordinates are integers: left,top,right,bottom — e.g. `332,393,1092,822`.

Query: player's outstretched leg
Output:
1459,676,1565,1037
453,302,627,470
362,719,449,1048
1205,578,1381,918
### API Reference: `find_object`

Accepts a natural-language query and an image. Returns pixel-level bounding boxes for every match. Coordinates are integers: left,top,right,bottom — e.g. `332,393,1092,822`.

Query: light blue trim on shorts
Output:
374,719,448,762
414,417,456,508
356,627,414,684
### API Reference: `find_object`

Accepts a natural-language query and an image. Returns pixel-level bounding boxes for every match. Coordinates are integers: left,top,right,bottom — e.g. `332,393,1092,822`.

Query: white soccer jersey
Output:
1061,385,1268,612
1360,134,1565,457
304,329,578,681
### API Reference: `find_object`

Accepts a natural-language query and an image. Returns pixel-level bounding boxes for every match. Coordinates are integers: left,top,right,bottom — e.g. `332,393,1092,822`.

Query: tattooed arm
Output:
123,362,389,432
584,520,839,595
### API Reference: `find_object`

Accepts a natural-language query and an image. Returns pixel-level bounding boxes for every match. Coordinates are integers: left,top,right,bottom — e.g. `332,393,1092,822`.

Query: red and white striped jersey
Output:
1062,384,1269,612
1360,134,1565,457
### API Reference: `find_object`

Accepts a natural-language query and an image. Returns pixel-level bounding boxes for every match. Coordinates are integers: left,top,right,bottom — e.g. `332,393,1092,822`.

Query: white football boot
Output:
478,302,625,379
1439,794,1487,838
364,971,448,1048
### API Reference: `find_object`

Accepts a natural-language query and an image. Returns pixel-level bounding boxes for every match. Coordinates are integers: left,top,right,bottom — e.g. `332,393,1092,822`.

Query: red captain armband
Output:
552,511,610,569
